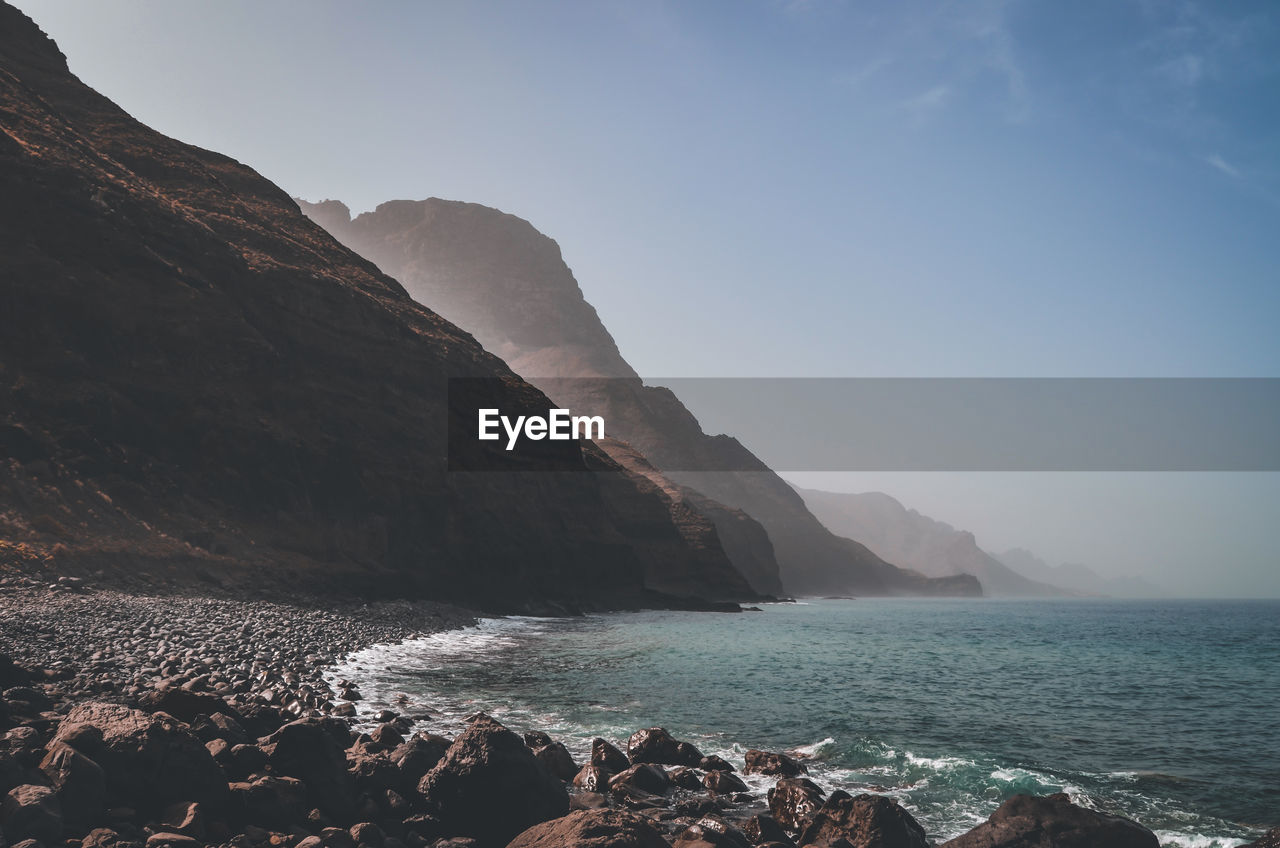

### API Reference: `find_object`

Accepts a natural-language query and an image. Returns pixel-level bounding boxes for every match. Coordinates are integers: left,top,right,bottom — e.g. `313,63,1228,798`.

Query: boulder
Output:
523,732,554,750
263,718,357,822
507,808,671,848
767,778,825,832
416,714,567,846
743,751,805,778
627,728,703,767
699,756,734,773
739,814,795,847
609,764,672,796
941,793,1159,848
702,770,748,795
1246,828,1280,848
590,738,630,774
391,734,451,787
2,784,64,845
573,764,611,794
52,703,226,815
672,815,752,848
136,689,233,724
796,791,928,848
144,832,201,848
1,751,29,796
227,775,309,830
349,822,385,847
38,742,106,832
666,767,705,792
531,742,578,782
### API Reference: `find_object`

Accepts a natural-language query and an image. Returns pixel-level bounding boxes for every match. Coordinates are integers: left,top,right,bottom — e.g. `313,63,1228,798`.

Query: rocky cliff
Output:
0,4,758,609
299,198,980,598
796,489,1072,597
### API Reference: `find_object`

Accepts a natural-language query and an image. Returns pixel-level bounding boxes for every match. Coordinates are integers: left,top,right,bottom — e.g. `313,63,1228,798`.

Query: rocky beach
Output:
3,578,1276,848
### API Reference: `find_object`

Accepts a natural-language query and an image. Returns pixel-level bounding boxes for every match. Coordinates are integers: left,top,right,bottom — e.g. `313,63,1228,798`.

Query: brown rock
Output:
262,718,356,822
416,715,567,846
572,764,611,794
702,771,748,796
144,832,201,848
506,808,671,848
159,801,205,840
591,739,630,774
795,790,928,848
672,815,752,848
1245,828,1280,848
766,778,825,832
2,784,64,846
941,793,1159,848
699,756,734,773
739,814,794,847
742,751,805,778
531,742,578,782
609,764,673,797
39,741,106,832
391,734,451,788
666,768,705,792
627,729,704,768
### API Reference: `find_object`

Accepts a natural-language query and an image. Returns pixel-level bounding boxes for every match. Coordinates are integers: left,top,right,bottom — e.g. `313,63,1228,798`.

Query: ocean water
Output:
329,599,1279,847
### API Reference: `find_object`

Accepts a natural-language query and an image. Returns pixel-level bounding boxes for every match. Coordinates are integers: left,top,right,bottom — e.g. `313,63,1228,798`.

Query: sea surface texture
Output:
330,599,1278,847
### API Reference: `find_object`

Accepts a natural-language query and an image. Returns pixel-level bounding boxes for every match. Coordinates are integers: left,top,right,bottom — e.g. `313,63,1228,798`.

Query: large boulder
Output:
1245,827,1280,848
796,791,928,848
39,742,106,833
263,718,357,822
627,728,703,768
2,783,64,845
507,808,671,848
743,750,805,778
416,714,567,846
941,793,1159,848
609,763,672,797
702,770,748,795
591,738,630,773
391,733,451,787
53,702,227,815
531,742,578,782
671,815,752,848
767,777,825,832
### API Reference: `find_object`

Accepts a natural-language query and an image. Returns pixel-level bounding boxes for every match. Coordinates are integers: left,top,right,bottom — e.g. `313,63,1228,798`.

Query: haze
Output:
13,0,1279,596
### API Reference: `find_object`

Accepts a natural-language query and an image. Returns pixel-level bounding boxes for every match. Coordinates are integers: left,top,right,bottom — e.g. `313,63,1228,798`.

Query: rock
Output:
227,744,268,781
349,754,404,795
2,784,64,845
569,792,609,811
136,689,232,724
795,791,928,848
416,714,567,846
0,655,31,688
58,725,105,758
38,742,106,832
666,768,705,792
702,771,748,795
1245,828,1280,848
941,793,1160,848
609,764,672,797
583,739,627,776
81,826,123,848
390,734,451,788
159,801,205,839
523,732,553,750
767,778,825,832
227,775,309,830
370,725,404,749
3,687,52,714
4,728,46,767
672,815,752,848
742,751,805,778
189,714,249,747
699,756,734,773
263,718,356,822
531,742,578,782
144,832,201,848
627,729,704,768
349,822,384,848
739,814,794,847
506,808,671,848
573,764,611,794
0,751,26,795
53,703,227,815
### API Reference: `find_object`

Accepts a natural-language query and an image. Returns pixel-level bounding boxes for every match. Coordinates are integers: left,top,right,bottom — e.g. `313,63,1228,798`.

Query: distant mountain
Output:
993,549,1163,598
0,4,758,610
299,197,980,598
795,489,1073,597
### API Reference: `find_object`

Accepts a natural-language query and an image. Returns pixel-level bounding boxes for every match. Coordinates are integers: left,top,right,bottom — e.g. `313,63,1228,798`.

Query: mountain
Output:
0,4,759,610
993,549,1163,598
795,489,1072,597
298,197,980,598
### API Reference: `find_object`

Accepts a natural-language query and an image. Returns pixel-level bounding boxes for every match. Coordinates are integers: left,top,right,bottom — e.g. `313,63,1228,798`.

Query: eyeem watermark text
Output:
478,408,605,451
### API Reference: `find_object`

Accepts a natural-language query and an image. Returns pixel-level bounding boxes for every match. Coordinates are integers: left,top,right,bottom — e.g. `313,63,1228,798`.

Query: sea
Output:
327,598,1279,847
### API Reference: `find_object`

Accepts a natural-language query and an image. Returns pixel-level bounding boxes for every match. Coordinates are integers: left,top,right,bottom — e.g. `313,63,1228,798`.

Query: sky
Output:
12,0,1279,595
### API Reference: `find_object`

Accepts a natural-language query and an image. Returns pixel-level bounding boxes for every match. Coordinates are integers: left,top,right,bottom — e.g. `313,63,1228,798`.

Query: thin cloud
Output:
1206,153,1240,178
903,84,951,122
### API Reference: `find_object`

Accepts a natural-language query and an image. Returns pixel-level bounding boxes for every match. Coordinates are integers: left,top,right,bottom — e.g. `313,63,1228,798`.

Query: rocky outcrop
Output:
0,2,755,611
743,750,806,778
795,791,929,848
506,808,671,848
299,198,979,598
626,728,704,767
941,793,1160,848
796,489,1070,596
767,777,826,832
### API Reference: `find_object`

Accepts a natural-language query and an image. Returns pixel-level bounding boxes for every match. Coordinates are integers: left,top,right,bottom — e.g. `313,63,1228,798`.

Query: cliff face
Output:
300,198,980,598
0,4,758,609
796,490,1072,597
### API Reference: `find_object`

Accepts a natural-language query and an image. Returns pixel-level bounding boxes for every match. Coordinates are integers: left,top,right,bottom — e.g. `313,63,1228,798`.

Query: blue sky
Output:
13,0,1280,594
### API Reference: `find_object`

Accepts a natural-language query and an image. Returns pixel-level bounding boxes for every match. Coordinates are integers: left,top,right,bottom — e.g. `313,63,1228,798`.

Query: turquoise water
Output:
331,599,1279,847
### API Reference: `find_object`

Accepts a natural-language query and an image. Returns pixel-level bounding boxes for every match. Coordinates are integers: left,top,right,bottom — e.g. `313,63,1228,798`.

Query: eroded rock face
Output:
796,790,929,848
416,715,567,845
627,728,704,768
507,808,672,848
941,793,1160,848
52,703,226,815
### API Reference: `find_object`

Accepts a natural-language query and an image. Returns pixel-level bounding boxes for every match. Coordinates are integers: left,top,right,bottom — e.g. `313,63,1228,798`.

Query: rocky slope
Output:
795,489,1072,597
0,4,758,609
298,198,979,598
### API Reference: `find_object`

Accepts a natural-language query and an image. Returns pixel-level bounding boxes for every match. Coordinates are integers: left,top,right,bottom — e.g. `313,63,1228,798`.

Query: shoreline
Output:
2,582,1273,848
